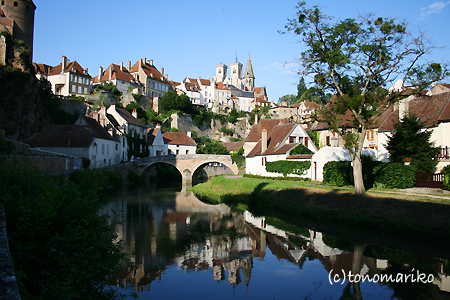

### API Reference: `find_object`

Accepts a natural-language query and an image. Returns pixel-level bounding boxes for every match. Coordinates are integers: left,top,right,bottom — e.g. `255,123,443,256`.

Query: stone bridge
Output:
133,154,239,185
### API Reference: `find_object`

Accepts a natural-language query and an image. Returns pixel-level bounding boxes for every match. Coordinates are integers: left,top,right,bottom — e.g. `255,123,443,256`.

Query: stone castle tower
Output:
215,62,227,83
243,53,255,91
0,0,36,61
230,55,242,87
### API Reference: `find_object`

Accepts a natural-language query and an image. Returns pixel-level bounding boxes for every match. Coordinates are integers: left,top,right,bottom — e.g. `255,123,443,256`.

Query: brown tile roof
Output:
48,60,90,76
378,92,450,131
98,64,137,84
247,122,298,157
252,96,269,103
442,83,450,89
33,63,52,75
199,78,211,86
26,116,117,148
116,108,146,128
130,60,166,83
222,141,244,152
147,128,160,145
162,132,196,146
215,82,230,90
245,119,281,142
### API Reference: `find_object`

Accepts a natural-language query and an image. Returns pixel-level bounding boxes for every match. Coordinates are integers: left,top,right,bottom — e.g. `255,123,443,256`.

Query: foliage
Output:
169,127,180,132
227,108,240,124
306,130,320,149
127,170,145,184
386,114,440,173
196,137,229,155
125,102,147,121
94,82,123,103
132,93,143,103
159,90,192,113
281,1,448,195
219,127,234,136
443,165,450,191
127,130,149,159
81,157,91,169
373,163,416,189
0,135,15,154
278,94,297,105
230,137,244,142
323,161,353,186
0,165,123,300
92,92,112,111
151,163,181,184
289,143,313,155
243,173,311,181
146,109,164,125
231,147,245,168
265,160,311,177
38,77,78,124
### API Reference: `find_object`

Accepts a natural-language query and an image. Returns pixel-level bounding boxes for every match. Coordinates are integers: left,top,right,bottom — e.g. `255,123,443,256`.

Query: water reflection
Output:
101,186,450,299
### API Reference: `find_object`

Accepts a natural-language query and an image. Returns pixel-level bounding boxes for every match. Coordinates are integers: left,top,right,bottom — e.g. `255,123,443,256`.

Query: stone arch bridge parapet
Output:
133,154,239,185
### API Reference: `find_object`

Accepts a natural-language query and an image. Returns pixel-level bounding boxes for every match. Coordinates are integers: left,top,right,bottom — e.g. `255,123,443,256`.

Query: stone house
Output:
129,58,171,98
163,131,197,155
92,62,143,94
147,124,168,156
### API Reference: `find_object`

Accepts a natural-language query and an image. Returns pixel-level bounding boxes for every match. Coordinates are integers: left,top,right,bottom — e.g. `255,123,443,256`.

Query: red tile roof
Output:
162,132,196,146
378,92,450,131
222,141,244,152
130,60,166,83
216,82,230,90
147,128,160,145
116,108,146,128
98,64,137,84
247,122,298,157
245,119,281,143
48,60,90,76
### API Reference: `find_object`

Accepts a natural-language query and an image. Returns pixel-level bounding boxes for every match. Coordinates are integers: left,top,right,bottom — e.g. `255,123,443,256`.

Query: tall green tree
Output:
278,94,297,105
281,1,447,195
159,90,192,113
386,114,440,173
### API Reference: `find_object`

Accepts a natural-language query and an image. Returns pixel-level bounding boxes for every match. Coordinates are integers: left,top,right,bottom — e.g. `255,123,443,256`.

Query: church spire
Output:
244,53,255,91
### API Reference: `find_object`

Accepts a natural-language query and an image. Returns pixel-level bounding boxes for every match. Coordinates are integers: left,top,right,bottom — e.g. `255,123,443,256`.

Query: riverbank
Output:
189,175,450,240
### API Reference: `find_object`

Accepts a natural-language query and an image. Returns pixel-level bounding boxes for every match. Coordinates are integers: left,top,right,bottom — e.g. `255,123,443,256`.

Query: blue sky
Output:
32,0,449,102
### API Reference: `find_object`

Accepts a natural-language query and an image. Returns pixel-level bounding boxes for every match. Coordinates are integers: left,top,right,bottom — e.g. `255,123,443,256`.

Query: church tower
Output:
230,54,242,88
243,53,255,91
0,0,36,61
215,62,227,83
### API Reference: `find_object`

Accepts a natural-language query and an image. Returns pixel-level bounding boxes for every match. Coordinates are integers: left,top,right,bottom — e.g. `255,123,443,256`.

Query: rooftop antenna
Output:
235,53,238,62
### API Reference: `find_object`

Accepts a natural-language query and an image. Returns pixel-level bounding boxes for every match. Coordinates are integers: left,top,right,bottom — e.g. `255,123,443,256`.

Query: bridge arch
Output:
191,161,235,184
140,161,183,183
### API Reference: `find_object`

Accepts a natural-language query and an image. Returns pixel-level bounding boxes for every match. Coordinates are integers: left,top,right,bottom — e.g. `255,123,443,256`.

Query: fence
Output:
415,172,444,188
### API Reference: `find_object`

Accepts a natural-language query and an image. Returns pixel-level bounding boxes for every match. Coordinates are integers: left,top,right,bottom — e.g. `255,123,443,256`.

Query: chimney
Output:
127,60,131,70
255,114,259,124
109,65,112,80
100,105,106,117
187,131,191,138
160,67,164,76
261,127,267,153
143,57,147,65
207,75,210,80
150,59,153,66
120,62,123,71
99,66,103,81
61,56,67,74
132,108,138,119
156,123,161,129
85,68,88,75
165,74,168,80
68,131,72,146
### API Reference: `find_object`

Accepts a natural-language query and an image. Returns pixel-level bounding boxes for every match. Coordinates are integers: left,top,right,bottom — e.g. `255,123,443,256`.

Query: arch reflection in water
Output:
101,186,450,299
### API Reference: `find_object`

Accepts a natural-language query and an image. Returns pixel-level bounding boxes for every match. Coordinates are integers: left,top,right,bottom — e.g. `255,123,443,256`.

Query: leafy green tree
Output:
386,114,440,173
278,94,297,105
196,137,229,155
265,161,311,177
94,82,122,102
227,108,239,123
281,1,448,195
92,93,111,110
159,90,192,113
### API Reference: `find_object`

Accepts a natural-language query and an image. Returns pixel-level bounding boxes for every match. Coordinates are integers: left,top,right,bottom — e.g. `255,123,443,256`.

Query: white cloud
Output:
419,1,450,19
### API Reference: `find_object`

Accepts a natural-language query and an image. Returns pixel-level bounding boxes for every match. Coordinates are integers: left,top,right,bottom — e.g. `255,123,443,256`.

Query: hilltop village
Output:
1,0,449,181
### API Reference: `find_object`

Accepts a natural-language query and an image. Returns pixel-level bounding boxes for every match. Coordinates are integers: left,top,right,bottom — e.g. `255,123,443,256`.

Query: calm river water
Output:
101,184,450,300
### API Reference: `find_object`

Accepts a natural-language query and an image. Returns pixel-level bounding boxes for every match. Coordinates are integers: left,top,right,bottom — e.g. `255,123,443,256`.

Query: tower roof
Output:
244,53,254,79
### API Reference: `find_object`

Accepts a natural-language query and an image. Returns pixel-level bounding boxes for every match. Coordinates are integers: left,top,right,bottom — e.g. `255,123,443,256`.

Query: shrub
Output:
289,143,313,155
219,127,234,136
442,165,450,190
265,160,311,177
243,173,311,182
323,161,353,186
0,165,123,299
373,163,416,189
127,170,145,184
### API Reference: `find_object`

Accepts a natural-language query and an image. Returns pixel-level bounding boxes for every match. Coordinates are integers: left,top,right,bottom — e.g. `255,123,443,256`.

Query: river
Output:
100,184,450,300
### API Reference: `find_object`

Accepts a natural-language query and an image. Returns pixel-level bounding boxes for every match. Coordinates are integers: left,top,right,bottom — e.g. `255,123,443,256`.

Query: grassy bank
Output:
189,176,450,240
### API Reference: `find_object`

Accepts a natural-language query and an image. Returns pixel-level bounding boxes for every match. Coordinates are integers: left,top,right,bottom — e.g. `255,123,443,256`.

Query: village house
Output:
163,131,197,155
129,58,171,98
26,115,120,169
147,124,168,156
245,119,318,177
33,55,91,97
92,62,143,94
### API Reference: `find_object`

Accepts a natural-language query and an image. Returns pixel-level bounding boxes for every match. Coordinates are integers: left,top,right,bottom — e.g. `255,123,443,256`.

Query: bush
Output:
372,163,416,189
323,161,353,186
243,173,311,181
265,161,311,177
441,165,450,190
0,165,123,299
289,143,313,155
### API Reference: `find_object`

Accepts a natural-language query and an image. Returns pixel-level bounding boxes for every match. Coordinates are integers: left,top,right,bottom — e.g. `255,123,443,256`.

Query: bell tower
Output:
230,54,242,88
215,62,227,83
243,53,255,91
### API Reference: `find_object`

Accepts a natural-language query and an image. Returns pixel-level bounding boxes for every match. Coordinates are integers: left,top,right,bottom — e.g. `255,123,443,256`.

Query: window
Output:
176,150,179,154
78,86,82,93
186,150,189,154
326,136,330,146
78,77,82,84
305,137,308,147
13,2,18,6
289,136,295,143
102,144,105,154
107,145,109,155
84,87,87,94
71,85,76,93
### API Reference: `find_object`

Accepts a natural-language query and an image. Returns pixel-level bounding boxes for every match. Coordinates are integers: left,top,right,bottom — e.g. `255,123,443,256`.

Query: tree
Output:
94,82,122,102
278,94,297,105
281,1,447,195
386,114,440,173
159,90,192,113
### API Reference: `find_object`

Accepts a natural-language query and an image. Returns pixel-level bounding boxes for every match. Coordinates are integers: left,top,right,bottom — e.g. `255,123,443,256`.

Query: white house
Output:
245,119,318,177
26,115,120,169
163,131,197,155
148,125,168,156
